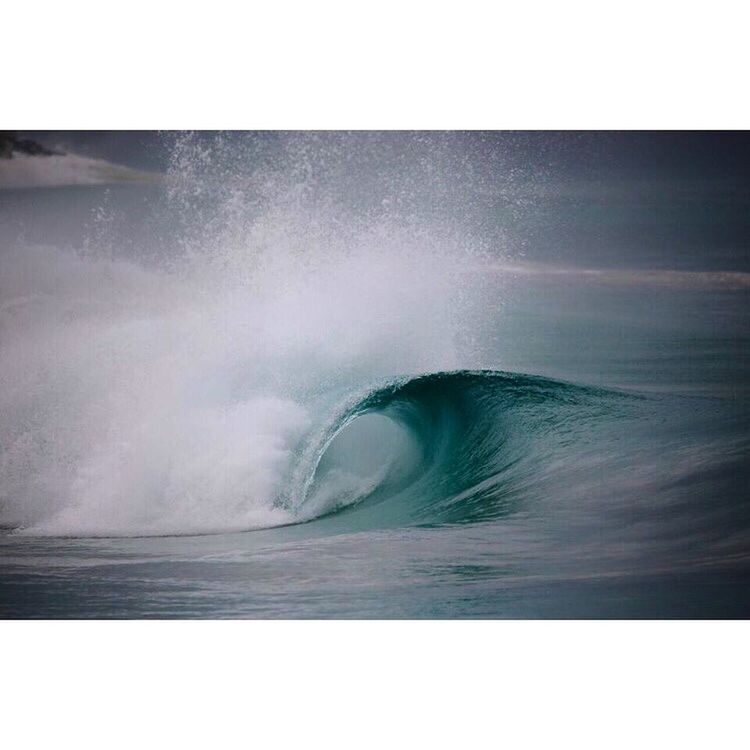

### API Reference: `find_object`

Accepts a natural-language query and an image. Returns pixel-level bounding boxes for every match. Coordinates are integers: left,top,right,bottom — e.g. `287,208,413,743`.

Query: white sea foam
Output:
0,134,490,535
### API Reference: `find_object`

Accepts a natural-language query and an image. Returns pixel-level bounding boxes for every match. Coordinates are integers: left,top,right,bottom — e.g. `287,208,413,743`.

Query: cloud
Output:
0,151,163,190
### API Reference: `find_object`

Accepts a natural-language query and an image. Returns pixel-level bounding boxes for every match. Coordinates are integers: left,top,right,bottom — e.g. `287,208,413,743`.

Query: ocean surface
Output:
1,132,748,618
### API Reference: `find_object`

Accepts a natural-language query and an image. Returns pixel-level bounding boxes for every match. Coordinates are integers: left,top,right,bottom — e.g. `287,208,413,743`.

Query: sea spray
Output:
0,133,501,535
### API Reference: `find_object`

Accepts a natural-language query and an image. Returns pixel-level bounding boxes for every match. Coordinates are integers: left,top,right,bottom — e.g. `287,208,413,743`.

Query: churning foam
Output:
0,134,498,536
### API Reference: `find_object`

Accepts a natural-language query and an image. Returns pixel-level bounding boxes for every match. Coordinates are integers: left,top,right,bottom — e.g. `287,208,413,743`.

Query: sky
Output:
4,131,750,272
18,130,750,180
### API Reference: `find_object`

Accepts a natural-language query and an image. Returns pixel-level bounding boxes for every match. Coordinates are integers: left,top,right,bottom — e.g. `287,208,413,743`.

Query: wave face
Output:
289,370,628,530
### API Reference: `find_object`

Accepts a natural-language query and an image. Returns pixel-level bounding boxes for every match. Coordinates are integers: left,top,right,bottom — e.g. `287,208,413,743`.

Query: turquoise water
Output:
1,133,748,617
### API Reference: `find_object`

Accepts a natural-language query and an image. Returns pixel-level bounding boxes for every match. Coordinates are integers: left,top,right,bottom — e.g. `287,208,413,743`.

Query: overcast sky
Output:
19,130,750,182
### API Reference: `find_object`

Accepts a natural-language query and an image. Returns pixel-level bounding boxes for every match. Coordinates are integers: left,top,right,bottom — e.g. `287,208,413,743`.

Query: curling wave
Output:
286,370,630,531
